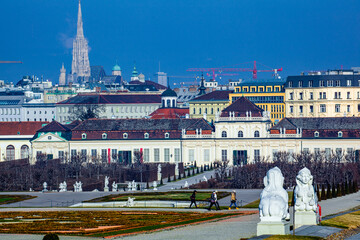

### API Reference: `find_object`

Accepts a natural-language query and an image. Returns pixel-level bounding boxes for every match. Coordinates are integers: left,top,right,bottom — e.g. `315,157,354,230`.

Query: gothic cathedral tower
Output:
71,0,90,81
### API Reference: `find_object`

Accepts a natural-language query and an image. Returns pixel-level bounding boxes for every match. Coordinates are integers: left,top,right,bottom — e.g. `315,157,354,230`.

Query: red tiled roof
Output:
220,96,263,117
57,94,162,105
190,90,232,101
37,120,70,132
149,108,189,119
0,122,49,135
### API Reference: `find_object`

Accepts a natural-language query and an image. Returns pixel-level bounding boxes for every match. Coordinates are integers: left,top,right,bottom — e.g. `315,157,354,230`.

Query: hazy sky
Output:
1,0,360,85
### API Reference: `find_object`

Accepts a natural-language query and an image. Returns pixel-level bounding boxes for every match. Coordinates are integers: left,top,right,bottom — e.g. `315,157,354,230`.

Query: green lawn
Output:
241,192,293,208
86,191,230,202
321,210,360,229
0,195,36,205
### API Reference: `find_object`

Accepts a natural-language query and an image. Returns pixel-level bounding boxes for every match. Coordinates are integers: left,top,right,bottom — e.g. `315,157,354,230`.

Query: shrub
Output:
43,233,59,240
197,167,199,174
160,179,163,185
192,168,195,175
200,166,204,172
188,168,191,177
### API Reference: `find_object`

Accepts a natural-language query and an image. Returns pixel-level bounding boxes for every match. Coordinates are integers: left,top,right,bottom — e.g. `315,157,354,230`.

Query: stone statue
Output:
184,181,189,188
112,181,118,192
259,167,290,222
43,182,48,192
104,176,110,192
153,181,158,191
73,181,83,192
157,164,162,181
127,182,132,191
294,167,317,212
59,181,67,192
175,163,179,177
126,197,135,207
203,175,208,182
131,180,137,191
294,167,318,227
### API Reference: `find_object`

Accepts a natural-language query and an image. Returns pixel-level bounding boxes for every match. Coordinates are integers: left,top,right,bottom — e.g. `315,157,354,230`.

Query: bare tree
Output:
214,159,229,182
70,103,105,121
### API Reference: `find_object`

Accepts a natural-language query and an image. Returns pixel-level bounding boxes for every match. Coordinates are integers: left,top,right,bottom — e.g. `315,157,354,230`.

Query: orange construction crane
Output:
187,61,282,80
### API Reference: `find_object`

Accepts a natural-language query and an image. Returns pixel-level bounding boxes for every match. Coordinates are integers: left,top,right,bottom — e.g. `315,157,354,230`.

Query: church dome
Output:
162,88,177,97
112,64,121,71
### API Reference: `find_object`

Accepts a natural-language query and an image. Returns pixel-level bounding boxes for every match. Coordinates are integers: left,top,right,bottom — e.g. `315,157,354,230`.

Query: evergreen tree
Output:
194,161,197,168
168,174,171,183
321,185,327,200
332,182,336,198
197,167,200,174
210,163,213,170
192,168,195,175
201,166,204,172
188,168,191,177
178,173,182,180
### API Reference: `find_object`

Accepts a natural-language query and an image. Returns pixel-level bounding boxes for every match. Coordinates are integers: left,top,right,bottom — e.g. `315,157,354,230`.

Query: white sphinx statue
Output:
257,167,290,236
59,181,67,192
112,181,118,192
294,167,318,227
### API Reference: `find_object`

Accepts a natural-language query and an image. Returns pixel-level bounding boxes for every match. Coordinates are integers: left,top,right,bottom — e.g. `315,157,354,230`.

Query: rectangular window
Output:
309,92,313,100
309,80,313,87
221,149,227,161
288,81,293,87
347,80,352,86
335,80,341,87
347,148,353,154
299,105,303,113
71,149,77,157
310,105,314,113
358,104,360,112
101,149,107,161
336,148,342,157
298,81,303,87
335,104,340,113
327,80,333,87
164,148,170,162
254,149,260,161
58,151,64,160
289,92,293,100
320,104,326,112
347,92,351,99
91,149,97,157
290,106,293,113
154,148,160,162
299,92,303,100
347,105,351,112
272,149,278,161
319,92,322,99
303,148,309,153
314,148,320,155
112,149,117,161
320,81,324,87
204,149,210,162
189,149,195,162
81,149,87,156
323,92,326,99
325,148,331,158
174,148,180,162
143,148,149,162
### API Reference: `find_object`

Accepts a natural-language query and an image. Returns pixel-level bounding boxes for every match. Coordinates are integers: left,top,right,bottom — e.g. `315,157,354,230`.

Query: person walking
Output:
208,190,220,210
189,190,198,208
229,190,239,210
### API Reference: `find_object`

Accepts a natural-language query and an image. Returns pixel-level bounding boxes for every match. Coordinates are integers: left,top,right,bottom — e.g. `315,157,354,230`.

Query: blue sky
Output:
1,0,360,85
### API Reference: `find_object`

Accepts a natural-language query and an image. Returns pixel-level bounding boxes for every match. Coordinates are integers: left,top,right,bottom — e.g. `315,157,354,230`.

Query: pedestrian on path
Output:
208,190,220,210
189,190,198,208
229,190,239,210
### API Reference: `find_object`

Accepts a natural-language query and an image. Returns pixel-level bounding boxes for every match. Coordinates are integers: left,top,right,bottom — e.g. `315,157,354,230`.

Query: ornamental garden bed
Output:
0,195,36,205
86,191,230,202
0,210,255,237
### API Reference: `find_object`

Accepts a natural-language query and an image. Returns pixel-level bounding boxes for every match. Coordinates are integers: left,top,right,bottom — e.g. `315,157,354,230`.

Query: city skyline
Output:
1,0,360,84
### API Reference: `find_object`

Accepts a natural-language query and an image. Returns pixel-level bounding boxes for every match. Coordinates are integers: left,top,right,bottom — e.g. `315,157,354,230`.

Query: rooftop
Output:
57,94,162,105
0,121,48,136
190,90,232,102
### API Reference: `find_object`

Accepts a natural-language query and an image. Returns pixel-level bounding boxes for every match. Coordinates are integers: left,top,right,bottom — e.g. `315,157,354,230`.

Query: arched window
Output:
199,108,202,114
254,130,260,138
6,145,15,161
338,131,343,138
144,133,149,139
211,108,214,114
238,131,244,138
314,131,319,138
221,131,227,138
165,132,170,139
172,99,176,107
82,133,87,139
21,145,29,159
123,133,128,139
167,99,171,107
102,133,107,139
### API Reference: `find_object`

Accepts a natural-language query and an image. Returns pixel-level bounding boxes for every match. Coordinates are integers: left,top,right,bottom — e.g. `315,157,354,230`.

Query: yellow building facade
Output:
229,81,286,124
189,90,232,123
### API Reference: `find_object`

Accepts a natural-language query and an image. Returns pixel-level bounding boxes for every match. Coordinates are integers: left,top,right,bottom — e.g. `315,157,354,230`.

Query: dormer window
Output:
144,133,149,139
165,132,170,139
102,133,107,139
82,133,87,139
314,131,319,138
338,131,343,138
123,133,128,139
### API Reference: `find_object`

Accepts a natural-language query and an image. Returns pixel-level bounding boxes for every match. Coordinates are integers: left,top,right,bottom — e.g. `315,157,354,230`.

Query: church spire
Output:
77,0,84,37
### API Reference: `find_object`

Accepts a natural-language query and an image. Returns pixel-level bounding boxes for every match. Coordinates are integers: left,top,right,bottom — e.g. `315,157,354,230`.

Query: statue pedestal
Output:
157,174,161,182
257,220,290,236
104,187,109,192
294,211,317,229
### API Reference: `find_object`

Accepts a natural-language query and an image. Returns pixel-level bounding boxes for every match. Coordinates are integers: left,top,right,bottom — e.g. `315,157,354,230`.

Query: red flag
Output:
108,148,111,164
